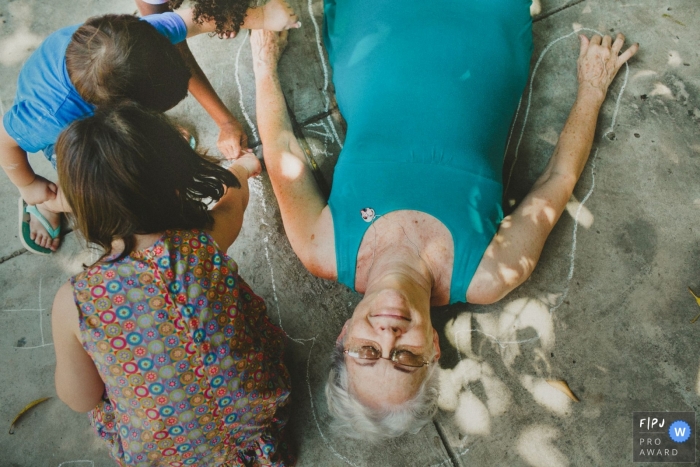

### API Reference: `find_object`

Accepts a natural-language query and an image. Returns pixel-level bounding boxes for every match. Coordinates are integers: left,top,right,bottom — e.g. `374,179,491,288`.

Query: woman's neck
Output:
364,235,434,305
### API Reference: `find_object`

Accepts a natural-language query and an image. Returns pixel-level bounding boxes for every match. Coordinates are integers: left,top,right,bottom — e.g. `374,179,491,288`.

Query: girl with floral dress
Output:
51,103,294,466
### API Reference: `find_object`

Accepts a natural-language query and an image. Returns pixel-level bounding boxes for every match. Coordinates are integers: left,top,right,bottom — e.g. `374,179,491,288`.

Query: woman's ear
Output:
432,328,441,361
336,319,351,344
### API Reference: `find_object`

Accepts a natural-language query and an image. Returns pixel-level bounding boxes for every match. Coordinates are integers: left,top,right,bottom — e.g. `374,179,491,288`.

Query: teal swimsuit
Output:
324,0,533,304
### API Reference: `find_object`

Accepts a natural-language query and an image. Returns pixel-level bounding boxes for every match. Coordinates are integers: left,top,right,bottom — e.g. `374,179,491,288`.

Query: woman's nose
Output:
378,324,402,335
370,316,408,336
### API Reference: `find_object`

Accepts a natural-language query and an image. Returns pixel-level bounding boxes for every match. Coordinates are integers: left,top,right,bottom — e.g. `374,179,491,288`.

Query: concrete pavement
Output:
0,0,698,465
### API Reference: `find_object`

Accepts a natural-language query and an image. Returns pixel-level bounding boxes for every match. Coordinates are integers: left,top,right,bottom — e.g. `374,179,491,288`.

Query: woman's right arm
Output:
468,34,639,305
251,30,337,280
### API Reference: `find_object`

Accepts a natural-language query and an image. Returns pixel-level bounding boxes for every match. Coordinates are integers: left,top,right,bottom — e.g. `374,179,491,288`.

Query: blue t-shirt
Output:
2,12,187,158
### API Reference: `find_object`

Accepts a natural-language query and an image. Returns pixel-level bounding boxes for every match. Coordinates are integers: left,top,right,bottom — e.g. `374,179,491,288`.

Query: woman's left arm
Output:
468,34,639,305
52,282,105,412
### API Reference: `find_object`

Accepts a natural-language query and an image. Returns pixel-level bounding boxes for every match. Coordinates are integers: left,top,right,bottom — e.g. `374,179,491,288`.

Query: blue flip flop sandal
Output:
18,198,61,255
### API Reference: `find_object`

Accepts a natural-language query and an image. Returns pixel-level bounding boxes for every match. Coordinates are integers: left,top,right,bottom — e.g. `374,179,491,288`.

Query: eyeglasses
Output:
343,343,430,368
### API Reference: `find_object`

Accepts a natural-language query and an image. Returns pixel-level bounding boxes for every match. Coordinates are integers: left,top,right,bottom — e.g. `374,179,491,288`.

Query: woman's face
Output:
339,288,440,408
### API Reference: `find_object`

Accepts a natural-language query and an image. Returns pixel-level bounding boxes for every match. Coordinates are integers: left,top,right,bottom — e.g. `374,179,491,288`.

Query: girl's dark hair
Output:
66,14,191,111
56,103,240,261
169,0,254,37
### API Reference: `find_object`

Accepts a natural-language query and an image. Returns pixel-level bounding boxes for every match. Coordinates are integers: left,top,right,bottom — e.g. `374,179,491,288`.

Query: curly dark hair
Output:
169,0,256,37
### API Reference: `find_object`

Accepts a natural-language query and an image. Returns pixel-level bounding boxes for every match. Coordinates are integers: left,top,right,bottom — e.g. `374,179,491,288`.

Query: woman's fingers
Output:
602,34,612,48
590,34,602,46
578,34,589,57
616,42,640,67
611,33,625,55
285,17,301,30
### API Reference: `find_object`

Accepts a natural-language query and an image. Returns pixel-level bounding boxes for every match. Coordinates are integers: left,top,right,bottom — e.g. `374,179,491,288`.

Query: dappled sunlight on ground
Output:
473,297,555,368
438,359,512,420
649,82,674,99
517,424,569,467
437,295,576,463
0,3,44,66
565,195,593,229
55,234,100,276
519,375,573,416
0,25,43,65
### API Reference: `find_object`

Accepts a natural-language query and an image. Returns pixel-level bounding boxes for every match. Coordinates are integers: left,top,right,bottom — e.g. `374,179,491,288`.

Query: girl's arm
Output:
251,30,336,279
207,153,261,251
136,0,247,159
52,282,105,412
468,34,639,305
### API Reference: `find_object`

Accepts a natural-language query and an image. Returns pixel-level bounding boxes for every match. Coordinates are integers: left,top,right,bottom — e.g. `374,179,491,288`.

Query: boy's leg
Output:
135,0,169,16
29,187,69,251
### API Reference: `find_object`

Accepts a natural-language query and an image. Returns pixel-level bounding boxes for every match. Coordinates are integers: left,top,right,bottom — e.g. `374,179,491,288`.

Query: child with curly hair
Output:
51,103,295,466
135,0,301,159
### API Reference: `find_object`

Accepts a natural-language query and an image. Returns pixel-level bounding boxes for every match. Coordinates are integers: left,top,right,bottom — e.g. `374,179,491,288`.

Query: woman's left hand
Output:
233,150,262,179
577,33,639,100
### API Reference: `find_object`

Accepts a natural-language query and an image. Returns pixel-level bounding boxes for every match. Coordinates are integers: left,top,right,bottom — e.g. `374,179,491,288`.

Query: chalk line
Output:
304,337,361,467
307,0,330,112
326,115,343,149
504,27,629,194
549,148,598,313
503,96,523,163
234,30,259,142
305,0,344,150
428,447,470,467
0,308,43,313
39,276,45,345
2,277,54,349
248,182,357,463
454,329,540,356
605,63,629,139
57,461,94,467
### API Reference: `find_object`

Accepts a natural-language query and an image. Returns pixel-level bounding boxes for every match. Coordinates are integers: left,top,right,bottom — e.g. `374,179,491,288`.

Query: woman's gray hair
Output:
325,343,440,441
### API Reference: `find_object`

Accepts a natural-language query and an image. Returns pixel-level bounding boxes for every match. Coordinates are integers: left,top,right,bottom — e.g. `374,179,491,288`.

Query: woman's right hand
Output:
18,175,57,206
577,33,639,101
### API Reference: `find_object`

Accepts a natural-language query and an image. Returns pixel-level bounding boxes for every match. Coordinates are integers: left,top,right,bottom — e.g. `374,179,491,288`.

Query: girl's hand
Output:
261,0,301,31
251,30,288,72
577,33,639,101
217,120,248,160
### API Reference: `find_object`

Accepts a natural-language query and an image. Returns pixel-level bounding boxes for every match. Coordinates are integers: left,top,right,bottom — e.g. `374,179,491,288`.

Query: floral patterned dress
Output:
71,230,293,466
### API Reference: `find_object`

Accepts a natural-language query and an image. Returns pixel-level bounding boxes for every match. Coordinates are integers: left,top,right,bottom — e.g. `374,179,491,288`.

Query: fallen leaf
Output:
689,288,700,324
9,397,51,434
546,379,580,402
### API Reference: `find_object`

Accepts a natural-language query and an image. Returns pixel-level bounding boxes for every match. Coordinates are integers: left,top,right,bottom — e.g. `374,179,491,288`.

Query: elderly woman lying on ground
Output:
249,0,638,440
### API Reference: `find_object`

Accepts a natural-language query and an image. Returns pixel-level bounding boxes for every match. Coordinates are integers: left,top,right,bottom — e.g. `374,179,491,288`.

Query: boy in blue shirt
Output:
0,3,299,255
